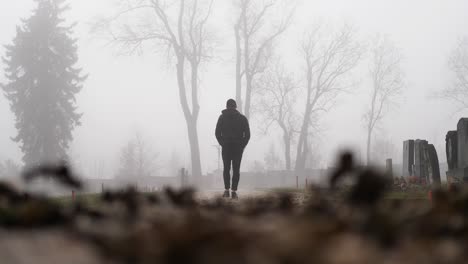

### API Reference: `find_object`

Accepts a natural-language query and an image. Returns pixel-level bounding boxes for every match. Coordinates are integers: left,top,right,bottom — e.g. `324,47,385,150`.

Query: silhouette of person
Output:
215,99,250,199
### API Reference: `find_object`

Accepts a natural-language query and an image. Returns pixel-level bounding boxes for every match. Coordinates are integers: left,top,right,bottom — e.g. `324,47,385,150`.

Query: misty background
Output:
0,0,467,180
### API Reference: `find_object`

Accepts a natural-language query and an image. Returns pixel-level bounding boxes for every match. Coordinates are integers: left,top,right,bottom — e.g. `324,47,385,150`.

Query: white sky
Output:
0,0,467,177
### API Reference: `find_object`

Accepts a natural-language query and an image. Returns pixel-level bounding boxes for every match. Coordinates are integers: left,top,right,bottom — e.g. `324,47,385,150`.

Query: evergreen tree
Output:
2,0,86,167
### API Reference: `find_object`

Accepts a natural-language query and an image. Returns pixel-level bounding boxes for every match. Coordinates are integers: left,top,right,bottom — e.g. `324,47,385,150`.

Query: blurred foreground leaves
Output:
0,153,467,264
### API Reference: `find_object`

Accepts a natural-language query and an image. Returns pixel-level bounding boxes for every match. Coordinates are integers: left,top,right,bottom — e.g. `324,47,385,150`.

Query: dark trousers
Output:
222,142,244,191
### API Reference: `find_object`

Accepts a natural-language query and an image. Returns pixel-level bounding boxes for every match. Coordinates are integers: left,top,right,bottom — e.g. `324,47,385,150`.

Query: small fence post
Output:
72,190,76,201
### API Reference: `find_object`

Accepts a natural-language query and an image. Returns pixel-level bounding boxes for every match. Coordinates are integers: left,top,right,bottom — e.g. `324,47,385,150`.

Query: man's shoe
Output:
231,191,238,200
223,190,230,198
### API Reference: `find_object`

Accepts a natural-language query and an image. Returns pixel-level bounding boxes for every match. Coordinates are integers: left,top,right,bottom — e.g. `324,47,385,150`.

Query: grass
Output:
55,193,102,207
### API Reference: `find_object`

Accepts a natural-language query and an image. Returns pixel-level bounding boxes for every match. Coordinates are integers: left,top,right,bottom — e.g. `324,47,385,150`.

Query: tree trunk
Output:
366,125,372,166
244,76,253,119
295,131,307,176
189,62,202,183
367,85,378,166
283,132,291,171
242,11,251,119
278,121,292,171
295,99,312,176
175,55,202,185
295,65,314,176
295,132,308,174
235,24,243,112
187,119,202,183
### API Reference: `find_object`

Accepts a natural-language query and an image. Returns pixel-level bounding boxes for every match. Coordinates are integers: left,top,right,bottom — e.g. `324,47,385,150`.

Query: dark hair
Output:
226,99,237,109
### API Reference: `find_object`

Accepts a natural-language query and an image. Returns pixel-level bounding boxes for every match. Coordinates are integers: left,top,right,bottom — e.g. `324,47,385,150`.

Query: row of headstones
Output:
402,139,441,185
445,118,468,183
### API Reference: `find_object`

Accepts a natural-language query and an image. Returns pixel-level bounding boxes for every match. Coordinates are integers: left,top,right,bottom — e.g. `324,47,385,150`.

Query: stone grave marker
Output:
402,139,440,185
446,130,458,171
403,140,414,177
427,144,441,185
446,118,468,183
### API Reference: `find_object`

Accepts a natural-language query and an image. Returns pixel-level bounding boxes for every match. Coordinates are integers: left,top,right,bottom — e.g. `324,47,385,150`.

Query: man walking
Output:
215,99,250,199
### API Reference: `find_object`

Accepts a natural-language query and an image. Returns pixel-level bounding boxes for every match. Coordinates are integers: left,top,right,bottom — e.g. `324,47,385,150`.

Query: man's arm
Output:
243,116,251,148
215,115,224,146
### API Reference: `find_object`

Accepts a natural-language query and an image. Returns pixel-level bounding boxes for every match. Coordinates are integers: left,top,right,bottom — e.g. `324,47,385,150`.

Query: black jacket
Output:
215,109,250,147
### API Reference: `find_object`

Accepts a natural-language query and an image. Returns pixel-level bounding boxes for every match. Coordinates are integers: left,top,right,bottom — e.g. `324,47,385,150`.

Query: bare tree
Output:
443,37,468,109
135,133,159,177
295,24,364,176
364,36,404,165
116,133,159,178
93,0,214,183
233,0,294,119
258,61,298,171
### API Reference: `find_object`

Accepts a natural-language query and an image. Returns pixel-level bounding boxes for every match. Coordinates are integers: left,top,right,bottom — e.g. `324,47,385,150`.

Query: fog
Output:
0,0,467,183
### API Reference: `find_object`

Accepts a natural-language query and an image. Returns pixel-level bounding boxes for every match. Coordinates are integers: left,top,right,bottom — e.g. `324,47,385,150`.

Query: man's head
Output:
226,99,237,109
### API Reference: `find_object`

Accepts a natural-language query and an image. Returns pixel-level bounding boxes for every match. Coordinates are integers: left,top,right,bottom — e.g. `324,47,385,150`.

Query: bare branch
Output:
256,58,299,170
295,22,364,172
150,0,180,49
364,34,405,164
93,0,215,179
233,0,294,118
442,37,468,108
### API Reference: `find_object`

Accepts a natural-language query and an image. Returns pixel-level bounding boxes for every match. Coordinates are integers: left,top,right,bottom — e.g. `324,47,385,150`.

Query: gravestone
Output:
403,139,440,185
403,140,414,177
422,142,431,182
446,130,458,171
445,118,468,184
457,118,468,169
414,140,422,178
414,140,429,181
427,144,441,185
